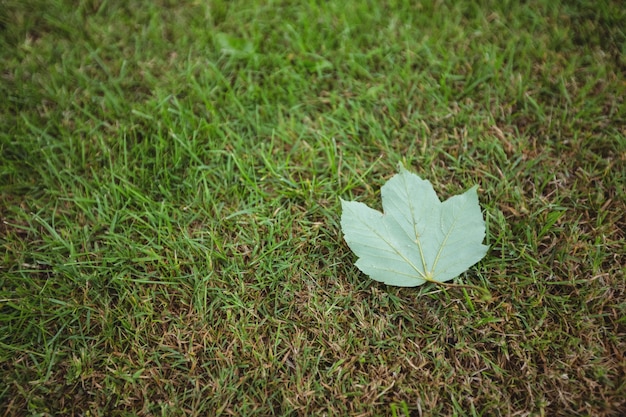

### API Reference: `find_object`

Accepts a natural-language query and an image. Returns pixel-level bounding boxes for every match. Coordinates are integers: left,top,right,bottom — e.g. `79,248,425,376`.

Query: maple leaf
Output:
340,166,489,287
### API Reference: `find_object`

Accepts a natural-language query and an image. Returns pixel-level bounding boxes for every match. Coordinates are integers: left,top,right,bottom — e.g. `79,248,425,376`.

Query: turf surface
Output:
1,0,625,415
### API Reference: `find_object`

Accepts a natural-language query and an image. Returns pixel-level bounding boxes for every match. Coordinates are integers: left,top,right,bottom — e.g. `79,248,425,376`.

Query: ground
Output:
1,0,625,416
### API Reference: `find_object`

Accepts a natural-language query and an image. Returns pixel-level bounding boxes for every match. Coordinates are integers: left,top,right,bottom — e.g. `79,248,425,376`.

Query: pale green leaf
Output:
340,166,488,287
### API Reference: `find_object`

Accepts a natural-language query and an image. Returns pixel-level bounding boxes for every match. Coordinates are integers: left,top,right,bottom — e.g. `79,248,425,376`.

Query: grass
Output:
1,0,625,415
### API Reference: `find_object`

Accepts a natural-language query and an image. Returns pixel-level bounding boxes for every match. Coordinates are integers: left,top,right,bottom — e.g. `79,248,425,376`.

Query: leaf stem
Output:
422,277,491,299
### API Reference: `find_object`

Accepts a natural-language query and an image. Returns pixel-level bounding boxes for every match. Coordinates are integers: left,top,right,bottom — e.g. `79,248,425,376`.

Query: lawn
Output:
1,0,625,415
